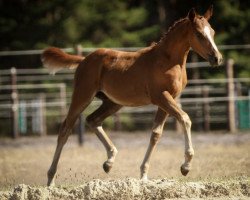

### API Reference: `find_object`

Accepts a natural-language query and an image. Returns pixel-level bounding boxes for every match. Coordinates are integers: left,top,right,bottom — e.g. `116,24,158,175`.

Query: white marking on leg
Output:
204,26,219,53
181,113,194,170
152,122,164,134
140,110,166,180
96,126,117,163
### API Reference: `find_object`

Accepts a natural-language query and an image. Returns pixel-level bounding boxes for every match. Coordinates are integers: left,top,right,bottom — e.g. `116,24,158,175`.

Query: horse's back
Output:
74,46,156,106
89,48,152,106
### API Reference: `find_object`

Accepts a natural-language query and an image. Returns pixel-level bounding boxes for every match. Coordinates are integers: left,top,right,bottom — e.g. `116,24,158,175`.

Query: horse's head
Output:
188,5,223,66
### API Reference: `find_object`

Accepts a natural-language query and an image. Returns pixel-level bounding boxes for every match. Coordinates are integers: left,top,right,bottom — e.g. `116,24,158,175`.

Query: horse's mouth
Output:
208,54,223,67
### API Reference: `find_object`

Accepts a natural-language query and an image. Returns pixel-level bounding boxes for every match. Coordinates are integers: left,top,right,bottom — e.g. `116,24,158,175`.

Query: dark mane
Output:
158,17,188,43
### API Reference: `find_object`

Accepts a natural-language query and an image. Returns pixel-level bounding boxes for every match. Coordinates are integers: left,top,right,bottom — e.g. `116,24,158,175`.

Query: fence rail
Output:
0,45,250,138
0,44,250,56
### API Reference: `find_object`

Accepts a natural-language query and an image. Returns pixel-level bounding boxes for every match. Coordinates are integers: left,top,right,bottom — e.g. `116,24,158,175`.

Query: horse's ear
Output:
204,5,213,20
188,8,196,22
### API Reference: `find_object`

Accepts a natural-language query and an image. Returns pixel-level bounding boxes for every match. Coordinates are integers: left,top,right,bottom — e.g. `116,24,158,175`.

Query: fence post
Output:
75,44,84,145
226,59,236,133
11,67,19,138
202,86,210,132
39,93,47,136
113,113,121,131
19,100,27,134
31,95,46,135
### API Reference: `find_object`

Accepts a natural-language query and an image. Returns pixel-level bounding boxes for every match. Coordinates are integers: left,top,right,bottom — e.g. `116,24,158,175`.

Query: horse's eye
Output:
196,32,204,40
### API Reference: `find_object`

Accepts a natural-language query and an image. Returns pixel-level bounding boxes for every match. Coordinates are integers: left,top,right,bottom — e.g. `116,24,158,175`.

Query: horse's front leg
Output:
179,114,194,176
156,91,194,176
140,108,168,180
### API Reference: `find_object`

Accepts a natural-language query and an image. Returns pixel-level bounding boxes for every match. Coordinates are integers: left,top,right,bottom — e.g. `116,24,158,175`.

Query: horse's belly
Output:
101,87,151,107
101,67,151,106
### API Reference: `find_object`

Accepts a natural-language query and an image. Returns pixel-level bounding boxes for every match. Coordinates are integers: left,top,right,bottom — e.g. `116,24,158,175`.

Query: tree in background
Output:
1,0,249,49
0,0,80,50
62,0,159,47
0,0,249,77
0,0,159,49
215,0,250,78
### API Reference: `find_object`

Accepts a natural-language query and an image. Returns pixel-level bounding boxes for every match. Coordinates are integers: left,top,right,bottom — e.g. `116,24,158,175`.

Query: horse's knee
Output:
181,113,192,129
86,115,101,129
151,121,164,145
150,132,161,145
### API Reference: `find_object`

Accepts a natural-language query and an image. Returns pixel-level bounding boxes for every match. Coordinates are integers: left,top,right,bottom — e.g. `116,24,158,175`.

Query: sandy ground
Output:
0,131,249,199
0,178,249,200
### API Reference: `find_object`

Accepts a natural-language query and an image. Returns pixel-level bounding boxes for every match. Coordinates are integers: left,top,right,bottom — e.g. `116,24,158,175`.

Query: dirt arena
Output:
0,131,249,199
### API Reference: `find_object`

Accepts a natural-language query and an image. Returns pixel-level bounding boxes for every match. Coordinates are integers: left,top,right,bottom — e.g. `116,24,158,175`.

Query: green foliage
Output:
0,0,249,76
66,0,159,47
211,1,250,78
103,114,135,131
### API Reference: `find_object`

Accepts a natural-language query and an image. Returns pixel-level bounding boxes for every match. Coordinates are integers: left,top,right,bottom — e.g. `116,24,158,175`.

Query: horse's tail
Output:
41,47,84,74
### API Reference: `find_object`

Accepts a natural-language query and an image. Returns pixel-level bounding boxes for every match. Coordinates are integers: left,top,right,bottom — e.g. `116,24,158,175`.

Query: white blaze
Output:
204,26,219,52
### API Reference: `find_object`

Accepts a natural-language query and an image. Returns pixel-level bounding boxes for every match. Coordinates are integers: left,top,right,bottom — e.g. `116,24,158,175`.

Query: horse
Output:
42,6,223,186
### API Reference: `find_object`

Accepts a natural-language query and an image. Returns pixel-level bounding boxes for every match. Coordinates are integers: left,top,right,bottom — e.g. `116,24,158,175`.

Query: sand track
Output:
1,133,250,199
0,178,249,200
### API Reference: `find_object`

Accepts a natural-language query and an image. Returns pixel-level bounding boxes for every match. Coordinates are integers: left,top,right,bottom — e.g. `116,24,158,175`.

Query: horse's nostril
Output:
214,57,218,63
208,55,222,66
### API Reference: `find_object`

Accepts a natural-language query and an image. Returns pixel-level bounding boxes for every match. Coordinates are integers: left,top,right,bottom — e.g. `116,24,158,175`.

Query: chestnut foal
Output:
42,6,222,186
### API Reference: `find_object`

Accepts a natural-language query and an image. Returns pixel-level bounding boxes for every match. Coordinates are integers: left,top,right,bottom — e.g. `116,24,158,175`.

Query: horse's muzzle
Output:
208,52,223,67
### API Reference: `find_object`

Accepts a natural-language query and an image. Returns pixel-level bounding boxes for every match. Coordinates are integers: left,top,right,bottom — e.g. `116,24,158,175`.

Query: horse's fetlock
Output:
109,147,118,156
185,149,194,159
112,147,118,154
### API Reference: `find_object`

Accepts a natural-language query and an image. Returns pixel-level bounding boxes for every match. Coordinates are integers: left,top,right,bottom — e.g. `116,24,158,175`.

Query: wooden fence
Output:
0,46,250,141
0,61,249,139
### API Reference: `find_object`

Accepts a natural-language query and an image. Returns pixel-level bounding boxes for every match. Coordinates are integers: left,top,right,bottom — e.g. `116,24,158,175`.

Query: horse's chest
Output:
166,78,183,97
161,67,187,97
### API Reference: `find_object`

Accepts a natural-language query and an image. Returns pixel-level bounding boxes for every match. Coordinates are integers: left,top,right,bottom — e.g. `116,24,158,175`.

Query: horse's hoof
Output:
140,174,148,182
103,161,112,173
180,165,189,176
47,179,55,187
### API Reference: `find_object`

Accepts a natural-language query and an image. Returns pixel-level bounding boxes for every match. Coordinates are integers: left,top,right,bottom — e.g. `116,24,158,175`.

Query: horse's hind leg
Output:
47,84,96,186
86,99,122,173
140,107,168,180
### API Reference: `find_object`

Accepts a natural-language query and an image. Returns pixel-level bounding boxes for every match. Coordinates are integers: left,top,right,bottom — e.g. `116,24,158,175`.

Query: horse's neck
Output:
155,20,190,66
